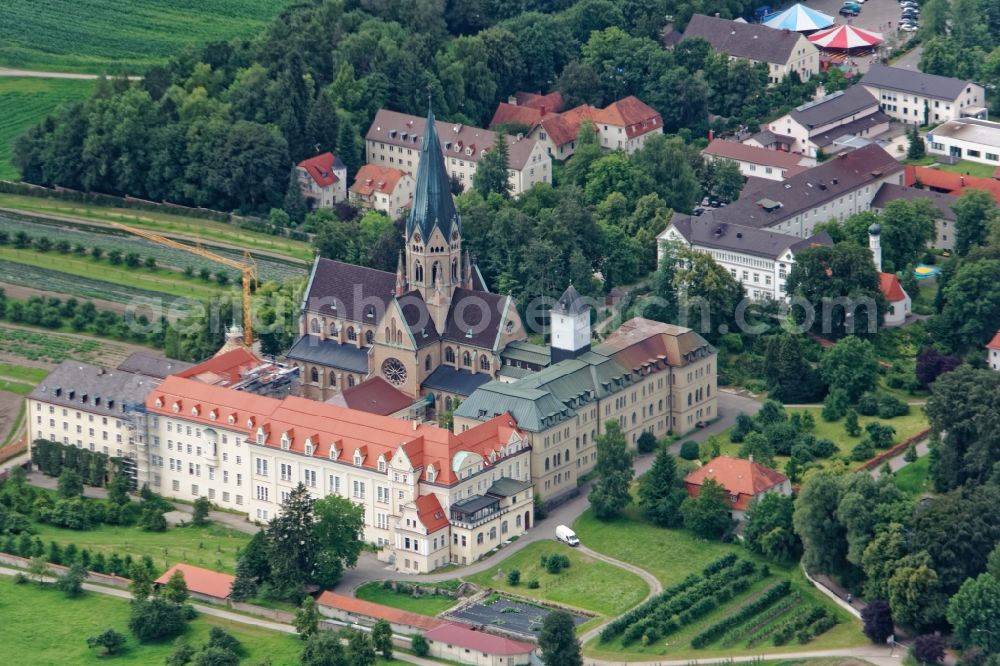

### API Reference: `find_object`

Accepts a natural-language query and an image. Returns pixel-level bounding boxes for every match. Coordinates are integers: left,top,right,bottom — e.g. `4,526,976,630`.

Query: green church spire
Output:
406,107,460,242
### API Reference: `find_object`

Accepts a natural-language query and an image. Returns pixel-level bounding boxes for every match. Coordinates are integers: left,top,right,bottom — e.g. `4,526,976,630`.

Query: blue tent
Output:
763,3,835,31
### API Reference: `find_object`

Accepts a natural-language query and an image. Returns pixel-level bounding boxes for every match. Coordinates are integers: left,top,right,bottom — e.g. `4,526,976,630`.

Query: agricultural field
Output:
31,520,254,575
0,212,307,283
465,541,649,618
0,194,313,262
0,0,295,73
0,324,147,366
573,508,864,660
0,78,96,180
0,575,302,665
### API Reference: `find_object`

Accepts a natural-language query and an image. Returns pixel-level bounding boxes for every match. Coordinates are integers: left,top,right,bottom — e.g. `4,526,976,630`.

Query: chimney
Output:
412,420,418,431
540,105,547,117
749,454,754,463
716,12,721,17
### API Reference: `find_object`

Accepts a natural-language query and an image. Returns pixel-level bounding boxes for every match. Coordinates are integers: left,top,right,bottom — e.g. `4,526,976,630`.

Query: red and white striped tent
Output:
808,24,883,50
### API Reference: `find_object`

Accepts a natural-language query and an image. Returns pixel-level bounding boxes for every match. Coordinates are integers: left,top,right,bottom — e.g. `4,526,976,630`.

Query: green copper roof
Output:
406,108,460,243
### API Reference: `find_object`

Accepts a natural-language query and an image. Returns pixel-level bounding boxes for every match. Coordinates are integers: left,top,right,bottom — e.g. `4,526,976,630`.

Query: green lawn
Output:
716,406,929,473
0,0,295,74
464,540,649,618
573,508,865,660
0,378,34,395
935,160,998,179
31,520,254,575
0,363,49,383
355,582,459,616
573,507,732,587
0,78,95,180
0,246,228,301
0,193,313,262
894,455,932,496
0,575,305,664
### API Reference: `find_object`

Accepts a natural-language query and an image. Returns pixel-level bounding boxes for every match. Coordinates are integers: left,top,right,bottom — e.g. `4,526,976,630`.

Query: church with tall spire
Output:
287,107,527,409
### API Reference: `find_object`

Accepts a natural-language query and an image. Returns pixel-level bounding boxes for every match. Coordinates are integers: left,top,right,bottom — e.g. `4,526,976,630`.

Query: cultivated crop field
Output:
0,78,95,180
0,324,142,366
0,212,306,284
0,0,295,73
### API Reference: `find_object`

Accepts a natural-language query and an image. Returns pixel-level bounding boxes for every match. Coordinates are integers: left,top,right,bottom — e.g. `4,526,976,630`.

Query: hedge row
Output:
690,580,791,648
771,607,831,646
724,593,801,647
621,560,760,645
601,554,739,642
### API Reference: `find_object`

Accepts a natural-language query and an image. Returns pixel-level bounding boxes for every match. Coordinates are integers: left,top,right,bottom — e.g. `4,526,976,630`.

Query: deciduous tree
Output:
294,596,320,639
819,336,879,403
680,478,731,539
87,628,126,656
538,610,582,666
947,573,1000,653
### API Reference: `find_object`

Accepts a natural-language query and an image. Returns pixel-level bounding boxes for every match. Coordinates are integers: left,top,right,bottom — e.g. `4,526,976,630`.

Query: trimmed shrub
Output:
679,441,699,460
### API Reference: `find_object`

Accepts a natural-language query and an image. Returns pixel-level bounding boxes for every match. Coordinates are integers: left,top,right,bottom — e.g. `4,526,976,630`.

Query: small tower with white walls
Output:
550,284,591,364
869,222,882,272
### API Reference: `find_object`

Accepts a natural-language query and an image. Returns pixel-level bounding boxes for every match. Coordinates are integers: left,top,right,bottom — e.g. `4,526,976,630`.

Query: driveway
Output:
336,390,762,590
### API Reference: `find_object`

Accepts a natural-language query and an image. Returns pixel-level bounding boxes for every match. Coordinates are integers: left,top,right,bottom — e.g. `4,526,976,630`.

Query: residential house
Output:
683,456,792,522
905,165,1000,203
349,164,415,219
365,110,550,196
154,564,235,604
750,86,889,158
489,91,564,129
927,117,1000,167
528,96,662,159
670,144,905,239
702,139,813,181
679,14,820,84
297,152,347,208
860,65,987,125
658,217,833,301
870,182,957,250
987,331,1000,371
456,313,717,504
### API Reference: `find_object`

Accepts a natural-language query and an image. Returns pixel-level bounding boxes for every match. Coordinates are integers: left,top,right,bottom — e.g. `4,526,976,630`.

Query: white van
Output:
555,525,580,547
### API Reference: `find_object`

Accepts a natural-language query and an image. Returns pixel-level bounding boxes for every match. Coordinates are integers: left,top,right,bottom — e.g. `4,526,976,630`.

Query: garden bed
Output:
444,592,590,639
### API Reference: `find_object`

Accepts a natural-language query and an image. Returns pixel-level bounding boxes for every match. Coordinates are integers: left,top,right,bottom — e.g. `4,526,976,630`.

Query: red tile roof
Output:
331,377,415,416
415,493,450,533
536,97,662,147
317,591,447,631
425,622,535,655
175,348,263,387
684,456,789,511
147,376,524,486
490,103,546,129
879,272,907,303
155,563,235,600
298,152,343,187
703,139,809,175
350,164,408,197
513,91,564,113
987,330,1000,350
906,166,1000,202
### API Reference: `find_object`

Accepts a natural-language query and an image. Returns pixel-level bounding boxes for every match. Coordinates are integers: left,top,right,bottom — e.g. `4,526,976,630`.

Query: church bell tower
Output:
405,106,463,332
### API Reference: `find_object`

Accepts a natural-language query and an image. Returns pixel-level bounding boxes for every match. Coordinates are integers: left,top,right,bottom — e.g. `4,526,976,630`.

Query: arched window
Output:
329,322,338,336
451,258,458,281
347,327,357,342
489,527,497,540
632,412,637,425
502,521,508,534
479,355,490,371
415,261,423,283
310,318,320,334
516,514,522,527
565,448,569,462
395,331,402,345
348,375,355,388
444,396,452,411
544,458,550,471
329,372,337,387
365,330,374,345
385,327,391,342
462,351,471,367
310,367,318,383
477,533,484,545
687,393,692,406
445,347,455,363
425,355,431,371
432,261,440,285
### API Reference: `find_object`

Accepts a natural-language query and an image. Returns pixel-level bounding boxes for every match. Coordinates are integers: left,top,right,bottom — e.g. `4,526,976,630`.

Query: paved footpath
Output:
0,67,141,80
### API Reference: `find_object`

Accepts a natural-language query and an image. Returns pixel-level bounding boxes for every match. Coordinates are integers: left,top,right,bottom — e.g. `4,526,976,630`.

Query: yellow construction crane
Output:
109,221,258,345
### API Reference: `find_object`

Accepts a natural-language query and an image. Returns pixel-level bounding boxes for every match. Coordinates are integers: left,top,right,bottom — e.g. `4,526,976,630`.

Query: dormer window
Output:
377,456,386,473
172,402,180,413
256,428,265,445
329,445,339,461
305,442,314,457
228,415,235,424
191,406,199,417
155,398,163,408
280,432,290,451
247,418,254,428
427,465,436,483
353,451,363,466
209,410,217,421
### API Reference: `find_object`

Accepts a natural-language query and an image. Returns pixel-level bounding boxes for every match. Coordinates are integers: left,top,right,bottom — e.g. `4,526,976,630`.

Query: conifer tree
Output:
638,447,686,527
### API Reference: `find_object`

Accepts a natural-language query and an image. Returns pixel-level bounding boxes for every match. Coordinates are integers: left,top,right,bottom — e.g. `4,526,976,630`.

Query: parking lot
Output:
789,0,922,71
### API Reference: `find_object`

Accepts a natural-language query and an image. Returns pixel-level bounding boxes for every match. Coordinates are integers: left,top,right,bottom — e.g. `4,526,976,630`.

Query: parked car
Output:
843,1,861,9
556,525,580,547
900,23,919,31
840,6,859,15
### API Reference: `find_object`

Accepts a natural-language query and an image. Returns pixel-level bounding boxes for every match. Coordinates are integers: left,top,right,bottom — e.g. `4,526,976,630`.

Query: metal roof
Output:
285,335,370,374
407,107,460,243
861,64,976,101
